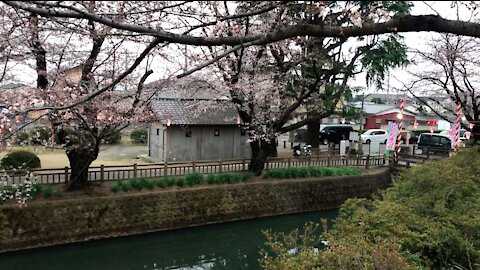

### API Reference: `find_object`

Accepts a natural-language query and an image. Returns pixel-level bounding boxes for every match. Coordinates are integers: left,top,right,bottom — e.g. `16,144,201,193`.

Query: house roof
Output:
352,103,395,114
150,98,240,126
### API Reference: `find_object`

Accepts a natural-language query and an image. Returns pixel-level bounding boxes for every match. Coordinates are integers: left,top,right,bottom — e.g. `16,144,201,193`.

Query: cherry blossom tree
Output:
192,1,409,174
402,33,480,143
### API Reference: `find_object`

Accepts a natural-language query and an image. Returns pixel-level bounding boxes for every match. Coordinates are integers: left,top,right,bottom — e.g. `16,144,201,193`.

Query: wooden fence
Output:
2,155,387,185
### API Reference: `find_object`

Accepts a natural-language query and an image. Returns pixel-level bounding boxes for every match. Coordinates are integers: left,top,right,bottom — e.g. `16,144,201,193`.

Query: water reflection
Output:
0,210,338,270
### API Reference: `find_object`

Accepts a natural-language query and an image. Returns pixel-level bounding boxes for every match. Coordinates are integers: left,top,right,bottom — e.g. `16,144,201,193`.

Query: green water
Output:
0,210,338,270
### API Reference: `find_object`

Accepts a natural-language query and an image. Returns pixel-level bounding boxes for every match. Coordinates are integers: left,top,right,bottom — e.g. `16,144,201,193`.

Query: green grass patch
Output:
263,166,362,179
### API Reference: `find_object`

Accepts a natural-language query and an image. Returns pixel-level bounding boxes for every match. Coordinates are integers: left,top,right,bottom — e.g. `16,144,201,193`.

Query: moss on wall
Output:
0,168,391,253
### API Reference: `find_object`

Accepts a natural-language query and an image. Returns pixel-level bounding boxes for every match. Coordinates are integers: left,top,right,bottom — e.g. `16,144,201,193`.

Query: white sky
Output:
5,1,478,94
349,1,478,95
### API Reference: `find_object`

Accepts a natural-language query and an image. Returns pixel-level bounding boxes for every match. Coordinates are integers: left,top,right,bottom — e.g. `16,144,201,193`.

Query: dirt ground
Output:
0,142,149,168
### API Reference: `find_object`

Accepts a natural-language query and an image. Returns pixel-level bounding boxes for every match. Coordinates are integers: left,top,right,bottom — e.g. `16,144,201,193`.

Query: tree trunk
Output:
471,122,480,145
249,139,274,176
306,121,320,148
66,145,99,191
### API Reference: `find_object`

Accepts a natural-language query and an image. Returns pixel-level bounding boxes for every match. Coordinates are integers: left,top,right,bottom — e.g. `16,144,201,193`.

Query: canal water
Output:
0,210,338,270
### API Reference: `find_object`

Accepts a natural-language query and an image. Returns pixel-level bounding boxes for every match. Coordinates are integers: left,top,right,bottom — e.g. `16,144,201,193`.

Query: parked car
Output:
439,129,467,141
319,125,354,145
360,129,388,144
417,133,451,153
400,130,417,144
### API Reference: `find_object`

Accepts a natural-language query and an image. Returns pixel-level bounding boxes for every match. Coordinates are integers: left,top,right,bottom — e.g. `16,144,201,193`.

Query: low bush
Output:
14,131,30,145
165,177,176,187
262,147,480,269
130,129,148,144
29,126,51,145
111,181,123,193
0,150,41,172
121,182,131,192
263,166,362,179
128,179,142,191
156,179,168,188
176,178,186,187
185,173,204,186
103,131,121,144
42,186,53,199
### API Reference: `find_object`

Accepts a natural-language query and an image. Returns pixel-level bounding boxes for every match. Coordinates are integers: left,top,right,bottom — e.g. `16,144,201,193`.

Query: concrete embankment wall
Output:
0,168,391,253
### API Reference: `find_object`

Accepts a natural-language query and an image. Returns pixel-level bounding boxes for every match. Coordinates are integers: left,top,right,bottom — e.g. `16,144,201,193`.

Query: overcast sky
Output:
350,1,477,95
4,1,477,95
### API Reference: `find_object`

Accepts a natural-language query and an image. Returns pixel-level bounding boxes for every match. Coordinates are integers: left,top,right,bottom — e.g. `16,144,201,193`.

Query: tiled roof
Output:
150,98,240,126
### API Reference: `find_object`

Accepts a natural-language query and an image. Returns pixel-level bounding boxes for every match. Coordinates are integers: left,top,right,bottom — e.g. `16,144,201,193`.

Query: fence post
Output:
192,160,196,173
242,157,246,171
283,141,286,148
133,163,138,179
426,147,430,159
64,167,69,184
412,145,416,156
100,165,104,181
327,154,331,167
164,162,168,177
366,155,370,169
219,159,222,173
307,156,311,167
288,157,291,168
345,155,348,166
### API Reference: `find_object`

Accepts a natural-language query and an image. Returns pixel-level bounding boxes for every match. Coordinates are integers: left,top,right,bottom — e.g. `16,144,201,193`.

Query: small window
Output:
377,131,385,135
214,129,220,136
375,118,381,124
156,129,159,136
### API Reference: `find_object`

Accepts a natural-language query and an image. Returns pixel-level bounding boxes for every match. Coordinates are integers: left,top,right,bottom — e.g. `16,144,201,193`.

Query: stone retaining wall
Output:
0,168,391,253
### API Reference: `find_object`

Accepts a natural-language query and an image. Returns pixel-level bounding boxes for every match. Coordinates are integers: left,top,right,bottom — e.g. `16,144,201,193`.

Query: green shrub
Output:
14,131,30,145
140,178,155,190
176,178,186,187
103,131,121,144
42,186,53,198
111,181,122,193
121,182,131,192
262,147,480,269
185,173,204,186
128,179,142,191
165,177,176,187
130,129,148,144
156,179,168,188
29,126,51,145
206,174,216,185
263,166,361,179
241,172,253,182
0,150,41,172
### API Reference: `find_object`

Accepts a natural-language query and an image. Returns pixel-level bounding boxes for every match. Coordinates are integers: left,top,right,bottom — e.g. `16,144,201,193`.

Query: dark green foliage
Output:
14,131,29,145
121,182,131,192
263,166,361,179
29,126,51,145
362,35,410,89
103,131,121,144
130,129,148,144
176,178,185,187
110,181,122,193
262,147,480,269
0,150,41,171
128,179,142,191
241,172,253,182
141,178,155,190
206,174,216,185
42,186,53,199
165,177,176,187
156,179,168,188
185,173,204,186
